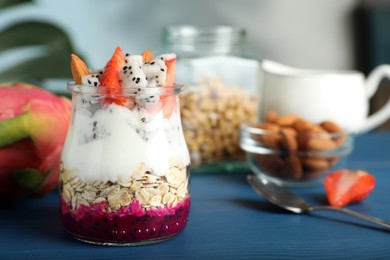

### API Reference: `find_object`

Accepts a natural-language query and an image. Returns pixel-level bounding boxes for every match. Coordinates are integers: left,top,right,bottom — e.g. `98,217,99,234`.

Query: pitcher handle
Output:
358,65,390,133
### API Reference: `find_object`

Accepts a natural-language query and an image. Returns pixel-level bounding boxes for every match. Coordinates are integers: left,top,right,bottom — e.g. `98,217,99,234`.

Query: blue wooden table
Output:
1,133,390,259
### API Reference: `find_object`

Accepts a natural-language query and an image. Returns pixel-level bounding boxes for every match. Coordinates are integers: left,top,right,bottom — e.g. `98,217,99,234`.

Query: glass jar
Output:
162,26,260,172
59,83,191,246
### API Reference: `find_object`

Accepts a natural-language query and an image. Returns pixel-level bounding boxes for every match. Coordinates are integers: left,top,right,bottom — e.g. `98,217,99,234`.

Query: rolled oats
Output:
149,195,162,207
118,179,132,187
62,182,74,203
144,173,159,184
135,188,151,205
82,190,96,202
130,181,142,192
60,160,189,212
176,181,188,199
108,189,132,211
165,167,184,187
157,183,170,195
93,197,107,204
76,194,89,208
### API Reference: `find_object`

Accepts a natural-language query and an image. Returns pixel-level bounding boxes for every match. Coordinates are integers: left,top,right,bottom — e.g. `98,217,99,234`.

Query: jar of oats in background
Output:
162,26,260,172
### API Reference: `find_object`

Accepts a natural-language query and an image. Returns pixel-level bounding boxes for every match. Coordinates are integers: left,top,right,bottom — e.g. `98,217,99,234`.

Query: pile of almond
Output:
251,111,347,181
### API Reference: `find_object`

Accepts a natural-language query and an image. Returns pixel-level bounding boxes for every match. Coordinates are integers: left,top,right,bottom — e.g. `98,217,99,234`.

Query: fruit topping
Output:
99,46,129,106
81,74,100,87
164,55,176,87
100,47,125,88
70,47,177,114
143,58,167,87
324,169,376,208
157,54,177,117
121,55,148,88
71,54,90,84
142,49,154,62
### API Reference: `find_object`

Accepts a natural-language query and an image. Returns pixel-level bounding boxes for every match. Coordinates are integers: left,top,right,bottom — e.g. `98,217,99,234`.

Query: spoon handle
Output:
310,206,390,229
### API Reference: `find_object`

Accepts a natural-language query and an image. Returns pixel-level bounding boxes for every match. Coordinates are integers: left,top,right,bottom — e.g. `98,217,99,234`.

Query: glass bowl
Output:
240,123,354,187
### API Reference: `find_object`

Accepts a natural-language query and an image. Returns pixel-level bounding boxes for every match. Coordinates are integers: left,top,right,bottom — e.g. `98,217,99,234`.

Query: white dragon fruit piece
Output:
90,69,104,80
155,53,176,62
125,53,143,64
81,74,100,87
143,59,167,87
120,54,147,88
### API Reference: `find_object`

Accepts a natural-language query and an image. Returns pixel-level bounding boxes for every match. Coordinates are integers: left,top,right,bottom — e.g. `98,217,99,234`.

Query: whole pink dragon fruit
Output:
0,82,72,198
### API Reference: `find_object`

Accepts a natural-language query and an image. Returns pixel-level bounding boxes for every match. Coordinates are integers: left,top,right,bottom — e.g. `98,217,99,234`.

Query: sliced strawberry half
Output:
165,57,176,87
324,169,376,208
99,46,133,107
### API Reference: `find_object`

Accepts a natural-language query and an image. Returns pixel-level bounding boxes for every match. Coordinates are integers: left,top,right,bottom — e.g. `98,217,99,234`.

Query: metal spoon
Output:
247,174,390,229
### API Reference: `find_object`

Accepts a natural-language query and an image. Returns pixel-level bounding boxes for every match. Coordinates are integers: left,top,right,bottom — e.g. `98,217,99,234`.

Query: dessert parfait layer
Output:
60,47,191,245
60,163,190,244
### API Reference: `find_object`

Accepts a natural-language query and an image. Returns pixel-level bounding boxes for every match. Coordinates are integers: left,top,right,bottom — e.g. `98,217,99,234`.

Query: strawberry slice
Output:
324,169,376,208
100,46,124,89
161,56,177,117
165,57,176,87
99,46,133,107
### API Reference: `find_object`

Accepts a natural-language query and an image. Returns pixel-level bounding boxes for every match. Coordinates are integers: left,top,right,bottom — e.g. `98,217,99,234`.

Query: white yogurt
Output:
61,102,190,183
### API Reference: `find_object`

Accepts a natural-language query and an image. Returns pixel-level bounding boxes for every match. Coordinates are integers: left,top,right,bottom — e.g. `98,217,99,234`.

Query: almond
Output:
255,122,280,132
265,111,278,123
252,113,345,182
304,169,327,179
297,125,330,149
261,134,281,149
306,138,337,151
142,49,154,62
276,114,299,127
254,123,281,149
283,155,303,180
255,154,284,177
292,119,313,132
320,120,341,133
301,157,329,170
301,124,328,135
71,54,90,84
280,127,298,152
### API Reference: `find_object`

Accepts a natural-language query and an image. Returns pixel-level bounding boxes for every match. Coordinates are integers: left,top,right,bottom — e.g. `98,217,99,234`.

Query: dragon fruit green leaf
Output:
11,168,46,191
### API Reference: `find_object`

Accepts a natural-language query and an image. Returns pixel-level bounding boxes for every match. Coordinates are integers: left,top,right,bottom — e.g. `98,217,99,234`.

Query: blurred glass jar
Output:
162,26,260,171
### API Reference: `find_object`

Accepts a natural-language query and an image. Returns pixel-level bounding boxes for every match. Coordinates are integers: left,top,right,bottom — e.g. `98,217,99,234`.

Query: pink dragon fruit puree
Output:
60,197,190,244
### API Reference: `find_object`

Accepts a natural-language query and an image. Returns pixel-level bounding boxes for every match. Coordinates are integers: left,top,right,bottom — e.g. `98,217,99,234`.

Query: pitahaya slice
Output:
91,69,104,80
82,74,100,87
143,59,167,87
120,55,147,88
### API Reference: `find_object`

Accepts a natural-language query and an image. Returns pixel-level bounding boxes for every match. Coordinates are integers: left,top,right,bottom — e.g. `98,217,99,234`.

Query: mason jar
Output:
59,83,191,246
162,26,260,171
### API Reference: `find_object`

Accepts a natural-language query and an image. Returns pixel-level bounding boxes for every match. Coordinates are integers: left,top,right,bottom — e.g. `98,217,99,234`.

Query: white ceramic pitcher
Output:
260,60,390,133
